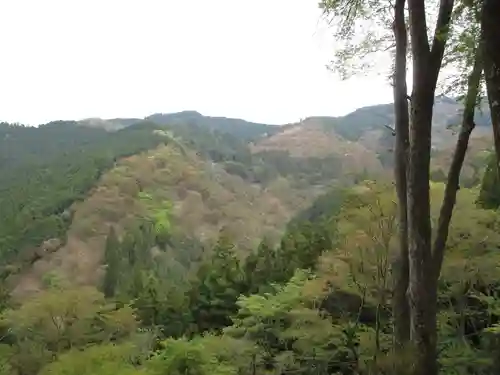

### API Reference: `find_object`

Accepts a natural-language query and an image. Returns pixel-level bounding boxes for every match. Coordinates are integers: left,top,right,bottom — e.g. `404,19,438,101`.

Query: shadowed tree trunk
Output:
481,0,500,166
406,0,455,374
432,53,483,283
392,0,410,350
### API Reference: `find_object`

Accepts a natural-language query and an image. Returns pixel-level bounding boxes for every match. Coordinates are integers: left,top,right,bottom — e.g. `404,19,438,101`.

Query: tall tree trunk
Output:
406,1,455,374
407,68,436,375
481,0,500,165
392,0,410,349
432,53,483,282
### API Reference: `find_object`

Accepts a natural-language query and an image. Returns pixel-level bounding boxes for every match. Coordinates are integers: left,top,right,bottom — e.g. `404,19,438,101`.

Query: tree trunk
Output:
392,0,410,349
407,2,436,373
406,1,455,374
481,0,500,165
432,53,483,282
407,71,437,375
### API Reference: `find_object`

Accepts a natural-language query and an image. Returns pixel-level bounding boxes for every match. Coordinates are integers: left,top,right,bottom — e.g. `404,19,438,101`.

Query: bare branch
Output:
384,124,397,136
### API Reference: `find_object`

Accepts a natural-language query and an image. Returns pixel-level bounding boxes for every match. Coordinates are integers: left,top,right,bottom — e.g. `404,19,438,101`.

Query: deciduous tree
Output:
320,1,485,374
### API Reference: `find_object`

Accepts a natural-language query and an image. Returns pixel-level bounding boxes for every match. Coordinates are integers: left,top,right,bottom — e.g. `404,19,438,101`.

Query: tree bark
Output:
392,0,410,349
481,0,500,166
406,1,455,374
432,53,483,283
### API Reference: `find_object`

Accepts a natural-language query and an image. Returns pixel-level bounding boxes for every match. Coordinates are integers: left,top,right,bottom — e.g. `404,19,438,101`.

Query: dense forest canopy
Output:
0,121,166,265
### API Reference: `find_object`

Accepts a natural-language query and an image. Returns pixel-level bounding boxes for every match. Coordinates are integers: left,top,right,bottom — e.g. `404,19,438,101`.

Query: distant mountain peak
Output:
147,111,203,120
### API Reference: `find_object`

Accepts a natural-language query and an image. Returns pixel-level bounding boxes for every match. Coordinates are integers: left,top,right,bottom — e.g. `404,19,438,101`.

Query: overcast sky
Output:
0,0,395,125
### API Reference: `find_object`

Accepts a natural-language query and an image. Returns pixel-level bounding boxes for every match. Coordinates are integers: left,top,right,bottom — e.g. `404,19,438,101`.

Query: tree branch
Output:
407,0,431,64
384,124,397,136
429,0,456,85
431,50,483,283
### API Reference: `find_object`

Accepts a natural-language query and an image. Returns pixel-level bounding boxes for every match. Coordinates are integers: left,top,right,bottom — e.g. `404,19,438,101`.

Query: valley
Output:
0,96,498,375
0,96,494,297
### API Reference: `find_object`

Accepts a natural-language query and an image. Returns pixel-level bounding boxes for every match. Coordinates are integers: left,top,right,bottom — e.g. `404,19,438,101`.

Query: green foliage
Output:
39,343,142,375
251,151,344,187
103,227,121,298
145,114,344,187
0,121,165,266
138,192,172,247
0,286,137,374
226,270,369,375
189,234,246,333
0,344,13,375
4,178,500,374
477,153,500,209
242,216,336,295
3,107,500,375
99,220,194,338
147,337,239,375
288,185,346,225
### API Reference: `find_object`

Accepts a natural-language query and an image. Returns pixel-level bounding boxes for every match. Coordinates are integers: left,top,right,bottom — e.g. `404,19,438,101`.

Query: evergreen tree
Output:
102,227,120,298
189,234,245,333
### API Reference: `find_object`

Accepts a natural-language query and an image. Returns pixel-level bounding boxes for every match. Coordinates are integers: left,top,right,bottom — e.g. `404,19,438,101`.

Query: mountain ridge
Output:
71,95,492,151
71,95,490,128
0,95,495,299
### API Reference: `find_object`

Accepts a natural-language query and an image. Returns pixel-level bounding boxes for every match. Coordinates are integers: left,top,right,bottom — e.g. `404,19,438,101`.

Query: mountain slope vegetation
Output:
1,98,493,291
0,122,166,266
4,179,500,375
9,142,316,299
1,116,349,299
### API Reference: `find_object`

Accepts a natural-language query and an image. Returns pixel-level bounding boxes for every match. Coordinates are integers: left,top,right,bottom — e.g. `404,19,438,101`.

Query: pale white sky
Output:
0,0,394,125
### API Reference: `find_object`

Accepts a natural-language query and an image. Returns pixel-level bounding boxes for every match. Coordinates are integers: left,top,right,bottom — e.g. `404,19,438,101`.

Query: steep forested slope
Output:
1,116,348,293
1,98,495,299
4,180,500,375
252,96,493,175
9,142,316,298
1,95,500,374
251,118,386,177
0,122,165,266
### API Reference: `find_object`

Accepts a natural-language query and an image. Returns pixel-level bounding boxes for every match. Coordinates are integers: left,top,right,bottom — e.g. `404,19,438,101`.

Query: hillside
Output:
79,110,281,141
0,121,166,264
2,117,350,299
6,180,500,375
1,96,494,299
1,98,499,375
250,117,387,176
75,96,493,173
9,143,315,299
251,96,492,176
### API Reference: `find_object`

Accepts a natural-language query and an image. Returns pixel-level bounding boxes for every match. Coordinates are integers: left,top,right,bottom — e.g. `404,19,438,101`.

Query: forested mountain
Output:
145,111,282,141
0,122,166,265
0,94,497,375
254,96,492,169
0,114,352,297
3,0,500,369
0,96,493,287
78,110,281,141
